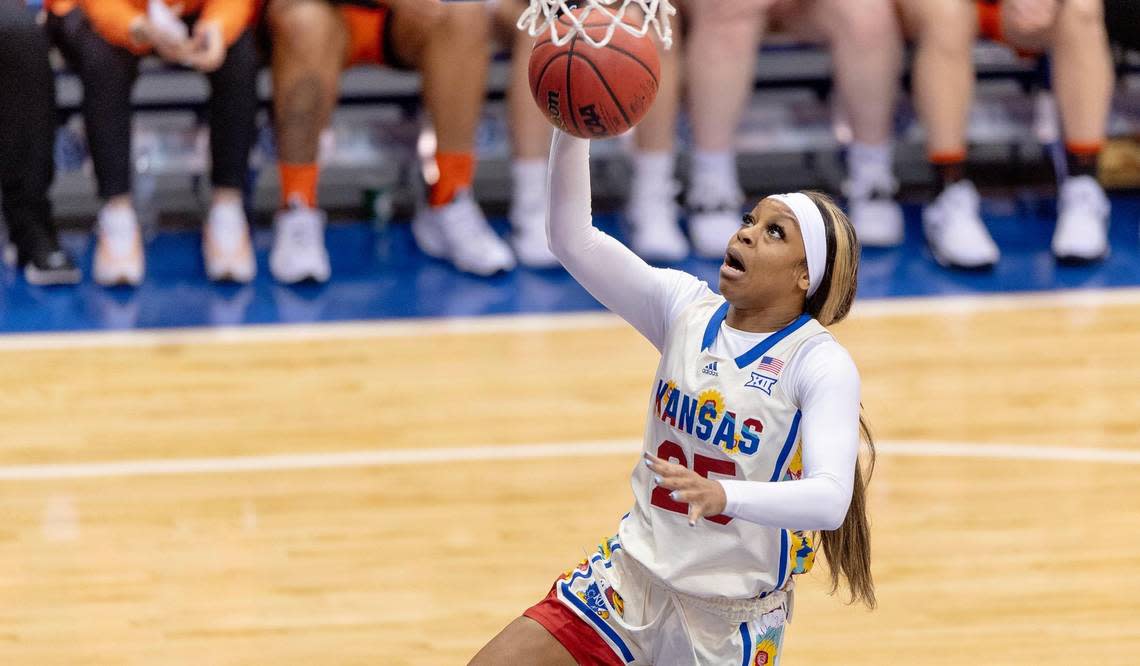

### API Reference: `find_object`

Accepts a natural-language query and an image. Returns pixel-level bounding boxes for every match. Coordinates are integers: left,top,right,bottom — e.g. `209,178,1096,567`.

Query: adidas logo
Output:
701,361,719,376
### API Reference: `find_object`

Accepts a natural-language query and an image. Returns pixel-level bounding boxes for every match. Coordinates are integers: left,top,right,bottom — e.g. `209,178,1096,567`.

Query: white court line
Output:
1,439,1138,481
0,286,1139,351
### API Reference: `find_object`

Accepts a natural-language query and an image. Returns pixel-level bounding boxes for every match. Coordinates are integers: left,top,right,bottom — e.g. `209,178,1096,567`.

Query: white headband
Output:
769,193,827,298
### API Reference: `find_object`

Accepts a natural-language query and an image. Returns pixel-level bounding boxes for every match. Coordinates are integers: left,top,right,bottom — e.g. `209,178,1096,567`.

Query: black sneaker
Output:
12,219,81,286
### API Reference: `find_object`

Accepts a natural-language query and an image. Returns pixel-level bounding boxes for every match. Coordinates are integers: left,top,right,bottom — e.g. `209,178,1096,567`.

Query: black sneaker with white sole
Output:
9,214,81,286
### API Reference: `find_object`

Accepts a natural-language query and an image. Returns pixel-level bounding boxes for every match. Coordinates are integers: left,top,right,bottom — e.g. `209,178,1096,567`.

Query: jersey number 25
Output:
649,440,736,525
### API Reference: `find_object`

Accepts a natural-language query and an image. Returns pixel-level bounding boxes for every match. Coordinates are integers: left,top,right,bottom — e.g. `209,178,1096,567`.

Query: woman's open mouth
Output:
721,247,746,277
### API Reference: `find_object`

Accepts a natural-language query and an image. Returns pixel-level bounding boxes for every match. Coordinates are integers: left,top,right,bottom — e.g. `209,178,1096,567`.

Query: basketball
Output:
528,9,661,139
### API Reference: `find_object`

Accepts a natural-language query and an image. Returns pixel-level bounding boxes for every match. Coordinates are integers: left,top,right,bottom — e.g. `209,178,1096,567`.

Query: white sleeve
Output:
546,132,712,351
717,340,861,531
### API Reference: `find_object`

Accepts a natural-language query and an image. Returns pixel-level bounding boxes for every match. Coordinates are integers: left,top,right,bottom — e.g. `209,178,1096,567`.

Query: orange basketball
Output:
528,9,661,139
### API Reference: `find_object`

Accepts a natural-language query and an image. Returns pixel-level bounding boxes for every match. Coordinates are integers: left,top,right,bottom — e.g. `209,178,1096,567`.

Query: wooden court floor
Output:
1,290,1138,664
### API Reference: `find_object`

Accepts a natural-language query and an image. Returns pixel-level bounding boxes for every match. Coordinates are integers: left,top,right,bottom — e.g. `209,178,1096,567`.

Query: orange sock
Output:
977,1,1003,42
279,162,319,208
1064,141,1104,156
929,149,967,165
429,152,475,208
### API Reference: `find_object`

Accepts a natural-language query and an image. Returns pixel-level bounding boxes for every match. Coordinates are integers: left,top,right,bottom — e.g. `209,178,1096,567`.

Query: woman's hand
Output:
130,15,191,63
183,21,225,73
644,452,728,526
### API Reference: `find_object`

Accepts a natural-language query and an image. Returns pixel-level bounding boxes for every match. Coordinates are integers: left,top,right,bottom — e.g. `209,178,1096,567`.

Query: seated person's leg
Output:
391,0,516,276
0,0,80,284
1009,0,1114,261
796,0,905,247
496,0,558,268
898,0,999,269
203,27,261,283
683,0,773,259
267,0,348,284
49,6,144,286
626,8,690,263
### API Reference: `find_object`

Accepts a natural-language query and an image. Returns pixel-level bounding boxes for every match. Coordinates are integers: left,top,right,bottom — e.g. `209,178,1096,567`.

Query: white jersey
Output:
618,294,827,600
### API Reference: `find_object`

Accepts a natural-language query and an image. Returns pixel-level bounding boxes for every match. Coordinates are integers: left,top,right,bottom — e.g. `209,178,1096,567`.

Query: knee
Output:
412,2,487,64
441,2,488,40
267,0,343,54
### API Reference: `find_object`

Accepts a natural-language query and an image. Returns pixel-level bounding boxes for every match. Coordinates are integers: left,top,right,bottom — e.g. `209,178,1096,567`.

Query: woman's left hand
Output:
644,452,728,526
184,21,224,72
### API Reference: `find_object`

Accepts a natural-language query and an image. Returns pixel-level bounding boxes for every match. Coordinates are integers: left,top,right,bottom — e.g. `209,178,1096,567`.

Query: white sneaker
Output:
844,177,904,247
627,175,689,262
412,190,516,276
203,200,255,283
509,195,558,269
94,204,145,286
1052,175,1110,262
686,177,742,259
270,198,330,284
922,180,1000,269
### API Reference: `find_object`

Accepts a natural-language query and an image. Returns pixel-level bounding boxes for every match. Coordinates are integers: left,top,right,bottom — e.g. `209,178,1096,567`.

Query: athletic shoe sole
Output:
25,264,81,286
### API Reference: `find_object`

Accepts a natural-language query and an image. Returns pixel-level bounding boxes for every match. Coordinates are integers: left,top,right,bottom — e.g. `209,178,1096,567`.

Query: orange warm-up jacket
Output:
46,0,258,54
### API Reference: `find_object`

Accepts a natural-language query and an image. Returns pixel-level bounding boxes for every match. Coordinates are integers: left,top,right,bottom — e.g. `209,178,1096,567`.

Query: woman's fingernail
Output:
644,459,653,468
653,475,662,485
670,490,681,501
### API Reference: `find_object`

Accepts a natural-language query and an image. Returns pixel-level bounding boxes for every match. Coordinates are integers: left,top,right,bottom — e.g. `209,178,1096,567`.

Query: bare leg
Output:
897,0,976,158
390,0,488,155
1046,0,1113,145
1005,0,1115,261
804,0,900,146
266,0,343,283
899,0,999,269
684,0,775,258
500,0,553,161
469,616,577,666
794,0,904,246
626,10,689,261
634,10,681,155
394,0,516,275
267,0,346,166
684,0,772,153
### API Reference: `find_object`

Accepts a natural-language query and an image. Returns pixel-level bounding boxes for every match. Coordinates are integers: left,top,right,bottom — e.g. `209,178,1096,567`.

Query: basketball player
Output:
898,0,1116,266
682,0,904,255
470,130,875,664
266,0,514,281
490,0,689,265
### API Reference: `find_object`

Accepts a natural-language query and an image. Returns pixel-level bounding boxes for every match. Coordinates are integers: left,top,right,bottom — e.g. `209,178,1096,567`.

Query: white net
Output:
517,0,676,49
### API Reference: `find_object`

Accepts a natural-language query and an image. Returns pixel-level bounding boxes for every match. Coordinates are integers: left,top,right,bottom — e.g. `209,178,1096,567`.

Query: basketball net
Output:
517,0,676,49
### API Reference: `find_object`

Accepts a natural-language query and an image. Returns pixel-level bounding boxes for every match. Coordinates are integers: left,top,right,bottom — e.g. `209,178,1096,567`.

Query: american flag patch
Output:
757,356,784,376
